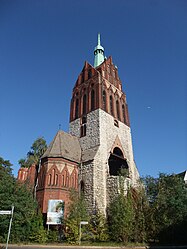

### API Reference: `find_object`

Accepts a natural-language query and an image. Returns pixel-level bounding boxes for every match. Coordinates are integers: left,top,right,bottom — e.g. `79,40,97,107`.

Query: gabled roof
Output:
42,130,81,163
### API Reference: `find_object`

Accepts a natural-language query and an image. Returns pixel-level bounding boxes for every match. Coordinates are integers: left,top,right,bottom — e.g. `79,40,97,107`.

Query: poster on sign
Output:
46,200,64,225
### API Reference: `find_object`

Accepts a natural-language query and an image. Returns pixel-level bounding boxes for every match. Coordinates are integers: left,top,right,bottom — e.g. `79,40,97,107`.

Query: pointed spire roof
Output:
94,33,105,67
42,130,81,163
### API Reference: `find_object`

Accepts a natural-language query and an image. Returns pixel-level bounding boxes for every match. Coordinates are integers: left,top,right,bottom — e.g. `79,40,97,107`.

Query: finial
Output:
94,33,105,68
59,124,61,130
98,33,101,45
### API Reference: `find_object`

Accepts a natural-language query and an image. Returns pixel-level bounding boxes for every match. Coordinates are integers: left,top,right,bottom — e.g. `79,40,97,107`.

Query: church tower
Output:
69,34,139,214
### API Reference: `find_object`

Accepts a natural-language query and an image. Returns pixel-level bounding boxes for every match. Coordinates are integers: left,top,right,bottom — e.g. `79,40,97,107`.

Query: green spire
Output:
94,33,105,68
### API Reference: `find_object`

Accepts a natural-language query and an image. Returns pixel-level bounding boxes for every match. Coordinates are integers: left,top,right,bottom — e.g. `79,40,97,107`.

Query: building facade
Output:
69,34,139,214
18,34,139,216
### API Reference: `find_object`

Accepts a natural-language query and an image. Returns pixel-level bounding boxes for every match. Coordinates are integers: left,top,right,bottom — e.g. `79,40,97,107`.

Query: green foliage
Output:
107,188,135,243
47,229,59,243
131,186,147,243
29,211,47,243
18,137,47,168
143,173,187,244
65,190,88,243
88,209,109,242
0,156,47,243
0,157,15,242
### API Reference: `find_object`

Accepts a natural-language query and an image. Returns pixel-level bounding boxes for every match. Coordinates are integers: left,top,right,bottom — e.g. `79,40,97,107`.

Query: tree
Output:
143,173,187,244
18,137,47,168
0,157,15,242
107,187,135,244
89,209,109,242
65,190,88,243
0,156,47,243
130,186,147,243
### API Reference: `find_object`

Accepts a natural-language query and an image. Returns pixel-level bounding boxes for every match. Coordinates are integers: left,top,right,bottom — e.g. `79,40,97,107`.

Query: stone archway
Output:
108,147,129,176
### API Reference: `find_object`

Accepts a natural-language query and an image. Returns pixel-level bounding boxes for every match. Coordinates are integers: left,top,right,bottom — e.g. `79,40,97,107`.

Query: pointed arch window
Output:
110,95,113,116
91,90,95,111
122,104,126,124
55,174,58,186
83,94,87,115
75,99,79,119
52,169,55,185
66,175,69,187
103,90,106,111
71,175,74,188
116,100,120,120
62,174,65,187
48,174,52,186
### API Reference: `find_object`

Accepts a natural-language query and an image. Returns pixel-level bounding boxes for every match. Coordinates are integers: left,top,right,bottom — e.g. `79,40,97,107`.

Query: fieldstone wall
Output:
69,110,100,151
69,109,140,215
79,161,95,213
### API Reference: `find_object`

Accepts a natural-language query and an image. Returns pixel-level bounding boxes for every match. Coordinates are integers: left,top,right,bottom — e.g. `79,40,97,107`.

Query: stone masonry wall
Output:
69,109,139,215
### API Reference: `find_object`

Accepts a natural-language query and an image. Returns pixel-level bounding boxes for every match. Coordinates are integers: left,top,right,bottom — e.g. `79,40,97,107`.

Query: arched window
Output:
66,176,69,187
83,94,87,115
122,104,126,124
113,147,123,157
75,99,79,119
52,169,55,185
91,90,95,111
108,147,128,176
62,174,65,187
116,100,120,120
55,174,58,186
110,95,113,116
71,176,74,188
103,90,106,111
48,174,52,186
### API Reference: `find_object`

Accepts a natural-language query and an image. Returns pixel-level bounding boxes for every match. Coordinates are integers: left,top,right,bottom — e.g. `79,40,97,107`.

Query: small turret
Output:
94,33,105,67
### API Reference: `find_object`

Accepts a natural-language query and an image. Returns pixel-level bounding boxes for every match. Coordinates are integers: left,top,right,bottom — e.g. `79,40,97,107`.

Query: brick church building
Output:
18,34,139,217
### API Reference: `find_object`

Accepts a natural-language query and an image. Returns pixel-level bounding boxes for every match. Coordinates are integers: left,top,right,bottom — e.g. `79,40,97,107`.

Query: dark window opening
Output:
103,90,106,111
116,100,120,120
80,180,85,194
108,147,128,176
80,124,86,137
114,119,119,127
110,95,113,116
81,115,87,124
75,99,79,119
83,94,87,115
91,90,95,111
113,147,123,157
122,104,126,124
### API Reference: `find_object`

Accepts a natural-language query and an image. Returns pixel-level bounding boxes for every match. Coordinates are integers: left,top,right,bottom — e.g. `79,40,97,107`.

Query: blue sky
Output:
0,0,186,177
